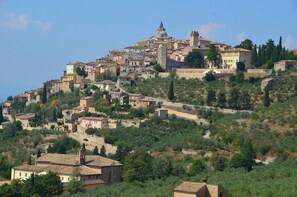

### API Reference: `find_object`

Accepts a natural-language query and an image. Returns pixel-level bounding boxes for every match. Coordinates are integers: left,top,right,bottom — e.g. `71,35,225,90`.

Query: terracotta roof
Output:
174,182,206,193
221,48,252,53
15,113,35,120
81,117,107,121
37,153,122,167
43,165,101,175
13,164,101,176
13,165,45,173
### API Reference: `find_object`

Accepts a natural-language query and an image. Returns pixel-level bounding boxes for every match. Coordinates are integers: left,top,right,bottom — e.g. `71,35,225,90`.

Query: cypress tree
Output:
42,83,47,104
100,145,107,157
168,80,174,101
257,45,262,67
53,108,57,122
277,36,282,61
263,88,270,107
0,105,3,124
217,92,227,108
93,146,99,155
251,44,258,67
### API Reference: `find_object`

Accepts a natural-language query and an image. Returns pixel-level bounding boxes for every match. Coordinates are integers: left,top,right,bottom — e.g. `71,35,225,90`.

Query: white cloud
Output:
236,33,245,43
4,14,51,32
284,35,294,49
197,23,225,40
6,14,28,30
33,20,51,32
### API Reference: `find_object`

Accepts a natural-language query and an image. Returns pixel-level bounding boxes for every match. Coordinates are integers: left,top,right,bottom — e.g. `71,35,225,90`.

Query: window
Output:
25,173,27,177
61,177,64,180
19,172,21,176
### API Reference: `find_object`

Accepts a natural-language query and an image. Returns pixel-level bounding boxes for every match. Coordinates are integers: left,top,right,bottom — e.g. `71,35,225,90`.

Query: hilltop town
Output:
1,22,297,196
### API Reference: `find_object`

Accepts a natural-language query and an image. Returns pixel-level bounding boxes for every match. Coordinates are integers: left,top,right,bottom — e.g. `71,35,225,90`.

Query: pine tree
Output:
0,105,3,124
100,145,107,157
93,146,99,155
263,88,270,107
168,80,174,101
42,84,47,104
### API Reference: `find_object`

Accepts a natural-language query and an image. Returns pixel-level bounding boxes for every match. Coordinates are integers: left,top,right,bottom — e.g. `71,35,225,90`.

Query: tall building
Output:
221,48,252,69
157,22,168,38
190,31,199,47
157,45,167,70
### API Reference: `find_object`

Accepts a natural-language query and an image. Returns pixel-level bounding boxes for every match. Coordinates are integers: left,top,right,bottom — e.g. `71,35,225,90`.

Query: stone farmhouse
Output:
12,147,122,188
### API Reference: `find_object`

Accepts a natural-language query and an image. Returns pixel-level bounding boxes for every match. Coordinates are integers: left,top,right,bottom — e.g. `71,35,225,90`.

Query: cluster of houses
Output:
2,22,297,194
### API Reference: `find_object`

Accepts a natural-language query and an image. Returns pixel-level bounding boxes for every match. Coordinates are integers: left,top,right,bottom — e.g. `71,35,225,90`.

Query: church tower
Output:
190,31,199,47
157,44,167,70
157,22,168,38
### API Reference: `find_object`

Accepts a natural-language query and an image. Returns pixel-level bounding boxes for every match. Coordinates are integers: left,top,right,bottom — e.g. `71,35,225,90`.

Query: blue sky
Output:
0,0,297,101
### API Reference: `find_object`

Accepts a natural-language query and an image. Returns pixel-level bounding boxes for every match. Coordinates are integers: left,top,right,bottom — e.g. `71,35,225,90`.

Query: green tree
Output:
37,149,41,158
52,108,57,122
236,61,245,71
184,50,203,68
76,67,88,78
236,39,253,50
152,158,173,179
188,159,206,176
153,64,165,72
67,164,85,194
217,92,227,108
263,87,270,107
203,72,215,82
93,146,99,155
123,151,153,182
42,84,47,104
206,44,218,67
206,89,216,106
240,91,251,110
251,44,258,67
100,145,107,157
22,172,63,197
28,156,32,165
266,39,276,61
277,36,283,60
0,105,3,124
228,88,241,109
229,153,245,168
168,80,174,101
213,156,227,171
241,140,256,172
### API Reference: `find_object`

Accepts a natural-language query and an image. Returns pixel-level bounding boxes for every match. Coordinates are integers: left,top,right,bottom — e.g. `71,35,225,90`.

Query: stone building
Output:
274,60,297,71
174,181,228,197
220,48,252,69
80,117,109,129
11,148,123,187
190,31,199,47
80,97,94,112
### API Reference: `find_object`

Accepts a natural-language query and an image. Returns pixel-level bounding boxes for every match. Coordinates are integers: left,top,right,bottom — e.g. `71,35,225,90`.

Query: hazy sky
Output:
0,0,297,101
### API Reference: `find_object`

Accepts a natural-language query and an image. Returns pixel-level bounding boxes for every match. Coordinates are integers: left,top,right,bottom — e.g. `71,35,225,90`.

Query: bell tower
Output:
190,31,199,47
